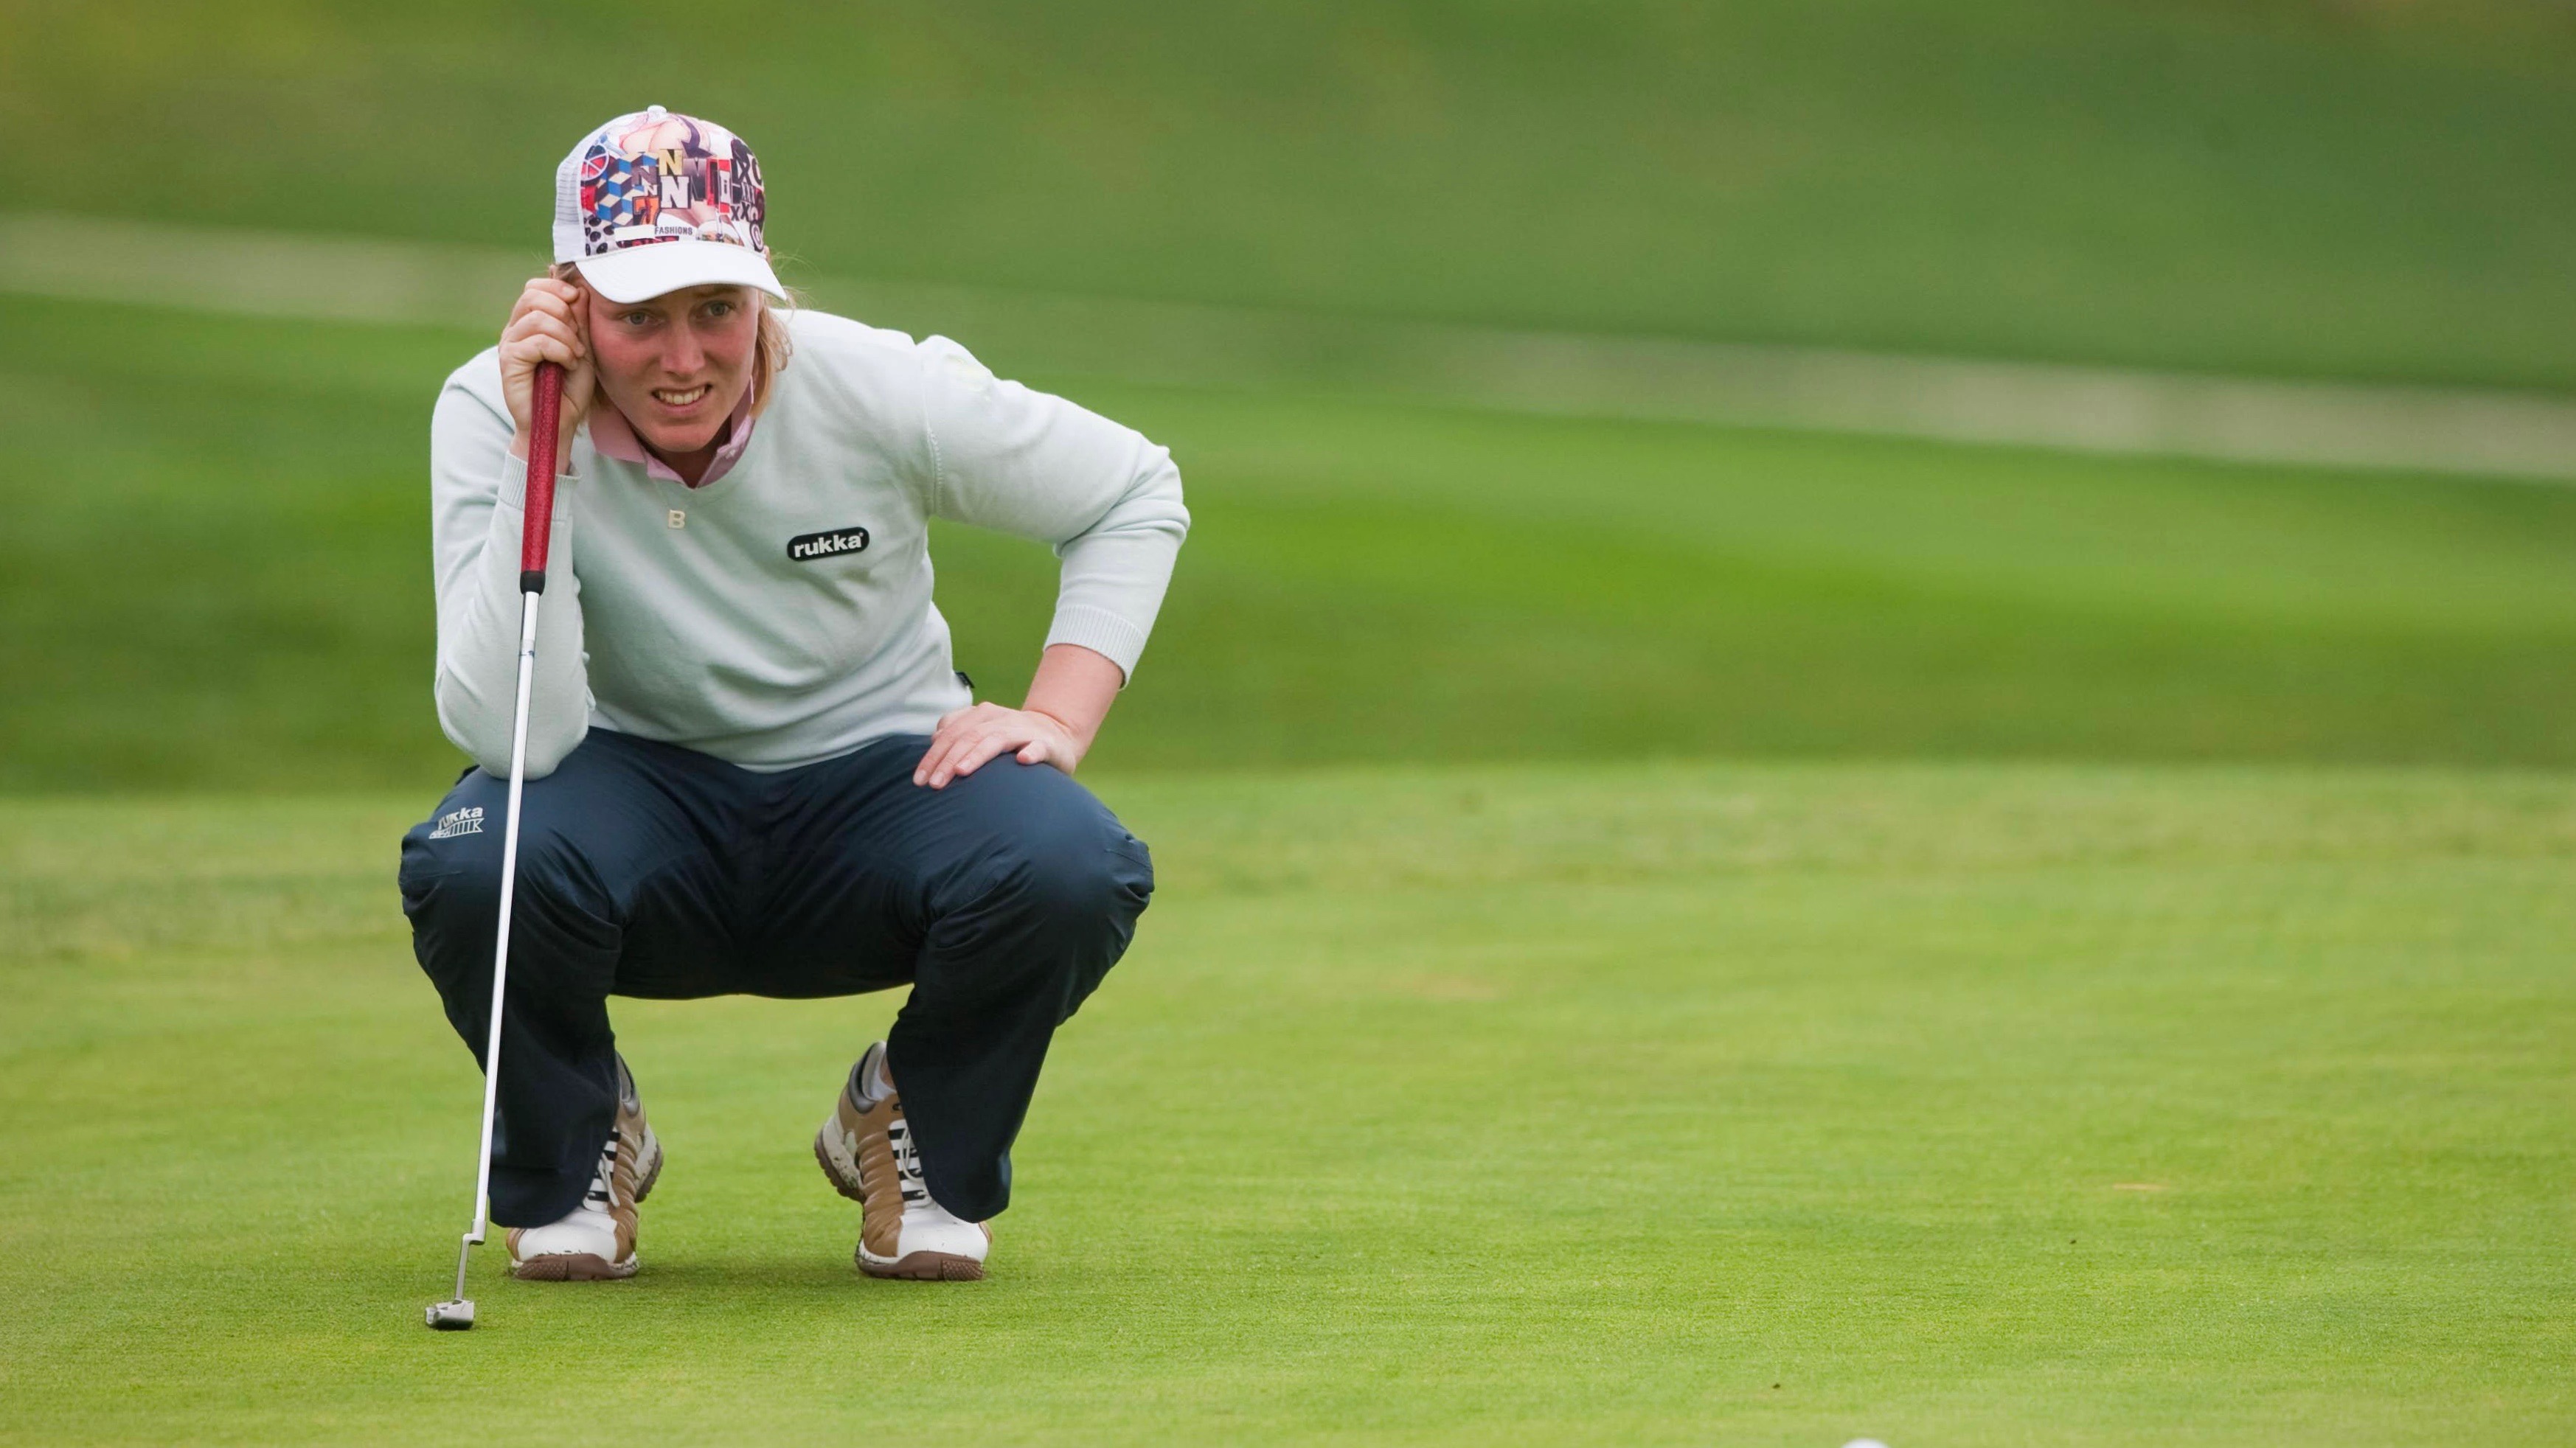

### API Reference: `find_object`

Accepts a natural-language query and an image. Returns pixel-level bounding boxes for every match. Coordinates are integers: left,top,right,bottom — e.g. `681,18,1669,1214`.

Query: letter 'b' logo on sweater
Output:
787,527,870,562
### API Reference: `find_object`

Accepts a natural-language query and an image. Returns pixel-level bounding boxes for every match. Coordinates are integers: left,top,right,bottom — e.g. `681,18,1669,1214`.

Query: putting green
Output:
2,762,2569,1444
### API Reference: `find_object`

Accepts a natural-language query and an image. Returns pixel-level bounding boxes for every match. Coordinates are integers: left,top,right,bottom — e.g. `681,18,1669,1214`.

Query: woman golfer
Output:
399,107,1182,1283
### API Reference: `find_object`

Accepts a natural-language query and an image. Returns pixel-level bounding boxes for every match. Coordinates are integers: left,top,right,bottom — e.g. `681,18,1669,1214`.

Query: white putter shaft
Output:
429,361,562,1332
431,591,542,1326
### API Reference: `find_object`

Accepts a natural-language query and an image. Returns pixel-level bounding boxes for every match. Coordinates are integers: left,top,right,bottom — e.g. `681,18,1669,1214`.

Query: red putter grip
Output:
519,362,564,594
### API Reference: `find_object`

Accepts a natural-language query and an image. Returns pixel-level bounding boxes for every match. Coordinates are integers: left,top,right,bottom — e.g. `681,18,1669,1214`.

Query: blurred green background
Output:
4,7,2575,1443
13,0,2576,384
6,0,2576,789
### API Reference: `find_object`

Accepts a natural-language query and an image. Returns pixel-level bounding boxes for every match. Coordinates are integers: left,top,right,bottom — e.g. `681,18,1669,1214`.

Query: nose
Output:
662,322,707,377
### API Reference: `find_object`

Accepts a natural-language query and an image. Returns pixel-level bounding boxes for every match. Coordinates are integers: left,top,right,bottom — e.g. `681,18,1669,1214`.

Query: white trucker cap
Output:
552,105,788,304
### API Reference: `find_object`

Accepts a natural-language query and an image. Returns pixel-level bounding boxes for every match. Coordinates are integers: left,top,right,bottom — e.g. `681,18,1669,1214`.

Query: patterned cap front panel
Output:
559,108,765,261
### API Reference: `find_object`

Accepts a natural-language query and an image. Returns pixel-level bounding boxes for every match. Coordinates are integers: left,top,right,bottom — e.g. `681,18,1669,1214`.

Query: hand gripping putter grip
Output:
428,361,564,1331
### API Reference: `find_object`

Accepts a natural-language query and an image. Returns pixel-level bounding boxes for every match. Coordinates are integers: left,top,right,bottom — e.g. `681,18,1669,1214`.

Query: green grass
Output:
10,8,2571,1437
10,291,2576,793
2,763,2571,1444
6,0,2575,387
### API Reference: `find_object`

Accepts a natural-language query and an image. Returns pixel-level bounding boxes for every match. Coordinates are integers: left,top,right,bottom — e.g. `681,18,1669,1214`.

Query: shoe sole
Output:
857,1247,986,1281
510,1251,638,1281
813,1121,987,1282
508,1130,662,1283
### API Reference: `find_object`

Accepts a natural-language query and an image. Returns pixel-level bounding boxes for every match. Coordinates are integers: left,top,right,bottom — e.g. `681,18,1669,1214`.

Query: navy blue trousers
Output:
397,729,1153,1228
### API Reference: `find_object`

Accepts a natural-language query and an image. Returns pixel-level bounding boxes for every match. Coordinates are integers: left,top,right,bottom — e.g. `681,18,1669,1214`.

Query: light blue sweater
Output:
428,309,1189,778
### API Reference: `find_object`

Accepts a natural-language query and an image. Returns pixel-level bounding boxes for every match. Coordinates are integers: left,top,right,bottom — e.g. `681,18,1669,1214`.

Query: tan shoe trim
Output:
821,1048,935,1263
504,1079,658,1275
608,1106,651,1264
824,1048,993,1275
830,1085,912,1262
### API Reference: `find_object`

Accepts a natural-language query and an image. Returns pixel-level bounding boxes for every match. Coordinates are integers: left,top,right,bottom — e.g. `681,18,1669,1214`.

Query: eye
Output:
619,310,655,327
703,299,737,319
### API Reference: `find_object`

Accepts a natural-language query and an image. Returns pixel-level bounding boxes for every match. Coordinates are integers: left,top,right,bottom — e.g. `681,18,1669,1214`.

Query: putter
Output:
428,360,566,1332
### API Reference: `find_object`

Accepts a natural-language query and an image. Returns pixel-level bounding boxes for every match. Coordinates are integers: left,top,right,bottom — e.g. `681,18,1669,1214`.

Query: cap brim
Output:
574,240,788,304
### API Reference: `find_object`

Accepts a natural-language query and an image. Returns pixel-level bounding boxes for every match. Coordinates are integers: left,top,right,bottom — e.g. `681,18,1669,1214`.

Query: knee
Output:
929,825,1148,1023
1001,818,1154,935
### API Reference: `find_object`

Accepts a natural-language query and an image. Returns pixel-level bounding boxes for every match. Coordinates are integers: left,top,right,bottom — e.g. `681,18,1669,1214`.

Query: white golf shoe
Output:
508,1055,662,1281
814,1042,992,1281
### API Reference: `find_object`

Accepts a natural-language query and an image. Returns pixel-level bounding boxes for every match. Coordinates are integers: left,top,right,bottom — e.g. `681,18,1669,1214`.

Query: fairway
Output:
12,293,2576,793
3,764,2569,1444
13,0,2576,388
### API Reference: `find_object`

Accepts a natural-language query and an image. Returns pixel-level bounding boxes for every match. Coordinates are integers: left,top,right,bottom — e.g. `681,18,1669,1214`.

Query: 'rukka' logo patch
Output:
787,527,870,562
428,806,485,839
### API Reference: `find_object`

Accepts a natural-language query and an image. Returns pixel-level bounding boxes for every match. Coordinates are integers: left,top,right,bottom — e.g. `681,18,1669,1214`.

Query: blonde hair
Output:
552,261,796,417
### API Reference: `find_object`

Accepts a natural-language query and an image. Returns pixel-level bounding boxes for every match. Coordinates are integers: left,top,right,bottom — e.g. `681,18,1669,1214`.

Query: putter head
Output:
425,1298,476,1330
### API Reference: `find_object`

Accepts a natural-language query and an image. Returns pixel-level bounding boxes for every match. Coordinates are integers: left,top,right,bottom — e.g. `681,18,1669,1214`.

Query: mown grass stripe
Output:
10,211,2574,481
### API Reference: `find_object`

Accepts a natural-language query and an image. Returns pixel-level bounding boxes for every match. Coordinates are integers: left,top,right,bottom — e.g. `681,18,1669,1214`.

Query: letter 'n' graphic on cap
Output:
552,105,788,307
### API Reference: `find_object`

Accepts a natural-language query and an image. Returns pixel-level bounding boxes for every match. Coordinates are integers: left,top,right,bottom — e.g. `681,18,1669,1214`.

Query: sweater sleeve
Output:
913,335,1190,681
428,365,591,777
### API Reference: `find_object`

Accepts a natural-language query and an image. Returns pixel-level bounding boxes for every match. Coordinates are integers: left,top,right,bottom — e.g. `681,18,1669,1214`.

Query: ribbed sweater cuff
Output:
496,446,579,516
1044,606,1152,683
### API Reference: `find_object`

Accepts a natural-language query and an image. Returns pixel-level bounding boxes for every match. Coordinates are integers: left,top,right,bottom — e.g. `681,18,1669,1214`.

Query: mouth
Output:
650,384,712,410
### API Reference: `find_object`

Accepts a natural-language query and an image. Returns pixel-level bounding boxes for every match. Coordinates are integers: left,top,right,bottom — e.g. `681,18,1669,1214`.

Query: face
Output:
586,284,760,455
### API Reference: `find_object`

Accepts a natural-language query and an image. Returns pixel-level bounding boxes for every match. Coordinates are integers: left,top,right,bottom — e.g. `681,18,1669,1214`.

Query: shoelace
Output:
885,1116,930,1209
853,1048,931,1211
579,1135,618,1214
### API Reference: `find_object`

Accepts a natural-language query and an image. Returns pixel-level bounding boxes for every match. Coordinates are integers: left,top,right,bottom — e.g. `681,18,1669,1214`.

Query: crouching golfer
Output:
398,107,1183,1284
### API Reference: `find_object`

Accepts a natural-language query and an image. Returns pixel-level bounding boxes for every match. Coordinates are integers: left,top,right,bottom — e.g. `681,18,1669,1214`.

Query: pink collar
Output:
589,389,758,489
